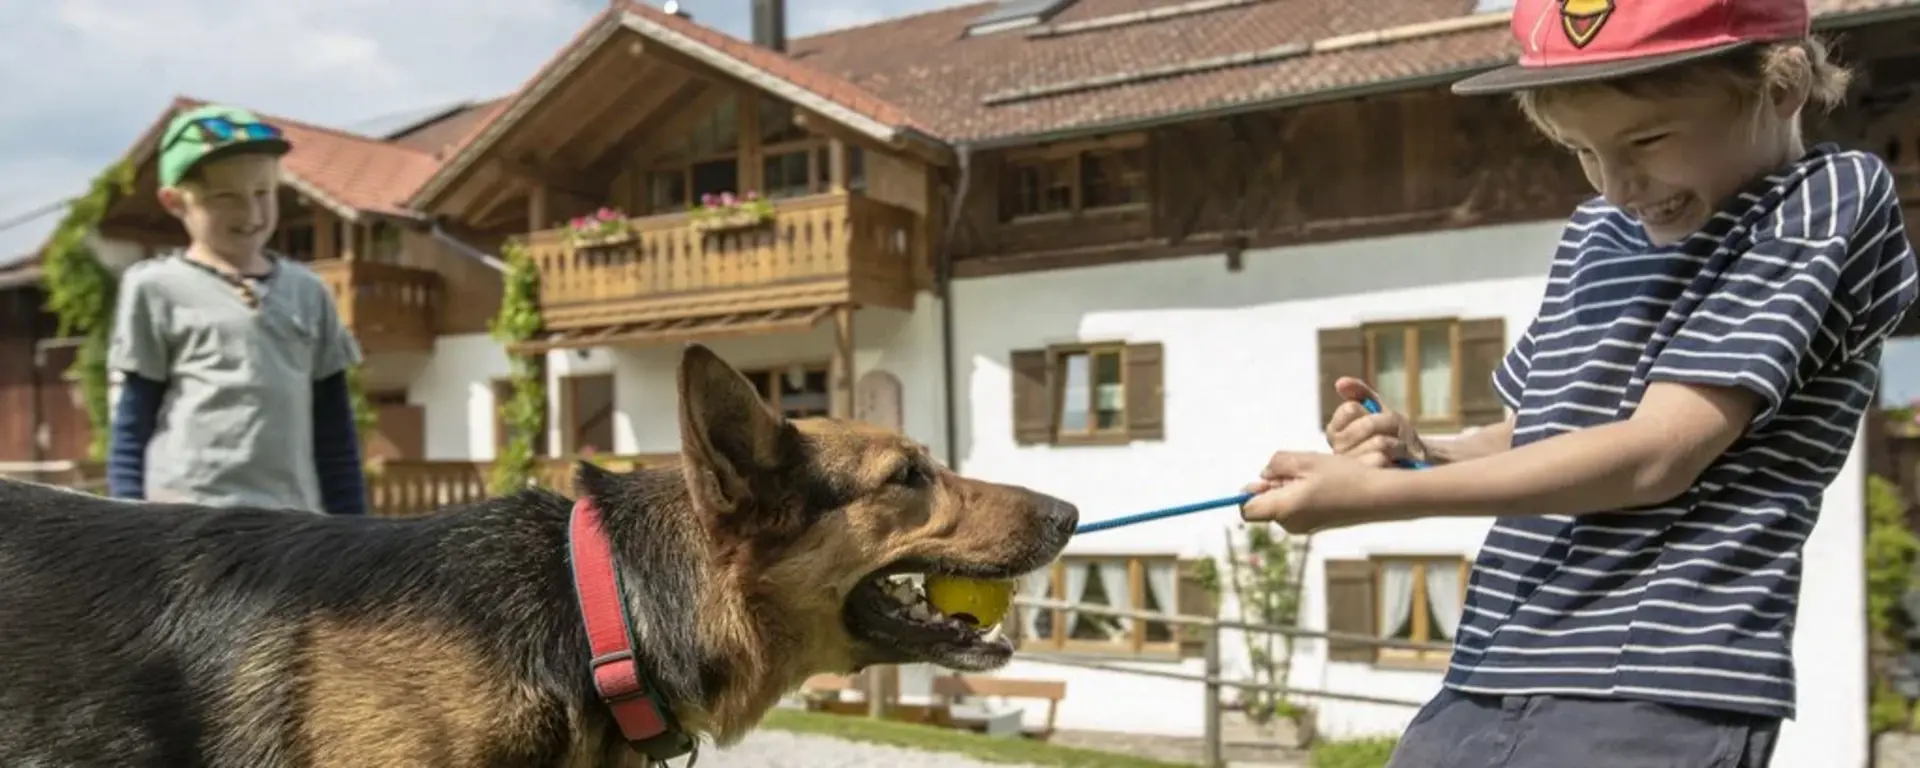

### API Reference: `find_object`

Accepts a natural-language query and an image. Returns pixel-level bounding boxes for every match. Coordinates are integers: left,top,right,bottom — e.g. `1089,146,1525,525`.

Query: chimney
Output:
751,0,786,52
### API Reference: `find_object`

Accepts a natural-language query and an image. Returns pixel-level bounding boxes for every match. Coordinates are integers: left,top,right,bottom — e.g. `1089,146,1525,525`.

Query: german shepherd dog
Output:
0,345,1078,767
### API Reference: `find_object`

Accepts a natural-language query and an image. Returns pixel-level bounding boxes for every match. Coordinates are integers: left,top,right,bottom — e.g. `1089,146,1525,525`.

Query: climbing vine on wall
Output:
1867,473,1919,733
488,239,545,495
39,160,135,461
344,364,377,461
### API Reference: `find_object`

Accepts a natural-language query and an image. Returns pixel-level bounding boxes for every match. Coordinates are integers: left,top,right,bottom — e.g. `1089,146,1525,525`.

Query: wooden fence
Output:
6,455,677,517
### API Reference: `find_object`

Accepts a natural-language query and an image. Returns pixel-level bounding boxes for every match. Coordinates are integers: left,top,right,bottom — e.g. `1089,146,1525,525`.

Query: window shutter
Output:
1125,342,1165,441
1324,559,1377,663
1317,327,1366,429
1175,558,1219,655
1011,349,1053,445
1457,317,1509,428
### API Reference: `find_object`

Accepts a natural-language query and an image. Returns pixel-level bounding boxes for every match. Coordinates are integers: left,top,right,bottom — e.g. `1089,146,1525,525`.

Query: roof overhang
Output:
409,8,940,210
509,304,837,353
617,11,901,146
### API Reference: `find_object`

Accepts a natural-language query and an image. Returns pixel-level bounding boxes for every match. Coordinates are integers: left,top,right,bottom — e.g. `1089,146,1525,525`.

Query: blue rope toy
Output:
1072,397,1429,535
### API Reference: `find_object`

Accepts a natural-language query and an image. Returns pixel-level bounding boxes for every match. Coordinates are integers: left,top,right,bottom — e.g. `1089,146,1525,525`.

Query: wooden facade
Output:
423,28,935,420
0,283,89,463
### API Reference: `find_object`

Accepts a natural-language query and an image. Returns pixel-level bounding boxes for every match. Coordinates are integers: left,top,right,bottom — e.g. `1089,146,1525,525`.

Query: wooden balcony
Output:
309,259,442,356
520,193,919,349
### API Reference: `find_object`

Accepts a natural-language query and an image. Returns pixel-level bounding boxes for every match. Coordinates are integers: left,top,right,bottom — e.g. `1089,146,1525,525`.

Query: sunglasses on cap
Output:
163,116,285,152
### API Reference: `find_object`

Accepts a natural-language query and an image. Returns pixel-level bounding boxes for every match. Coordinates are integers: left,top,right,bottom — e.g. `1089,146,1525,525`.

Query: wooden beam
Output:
829,305,854,419
561,61,697,170
607,81,727,176
528,185,552,233
488,156,602,200
314,207,340,261
828,138,848,193
738,85,762,195
794,108,953,168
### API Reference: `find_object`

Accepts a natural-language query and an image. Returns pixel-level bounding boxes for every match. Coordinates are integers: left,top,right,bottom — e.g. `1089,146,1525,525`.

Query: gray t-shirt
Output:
107,255,361,512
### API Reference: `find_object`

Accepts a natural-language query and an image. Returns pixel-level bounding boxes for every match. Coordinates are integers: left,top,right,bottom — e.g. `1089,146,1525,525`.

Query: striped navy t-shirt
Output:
1445,143,1920,719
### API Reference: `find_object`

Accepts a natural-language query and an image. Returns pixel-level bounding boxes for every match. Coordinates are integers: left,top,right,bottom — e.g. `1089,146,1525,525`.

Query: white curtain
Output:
1418,330,1452,419
1019,569,1053,640
1425,564,1464,640
1145,561,1178,639
1063,562,1092,637
1374,333,1408,412
1095,559,1133,639
1379,561,1416,638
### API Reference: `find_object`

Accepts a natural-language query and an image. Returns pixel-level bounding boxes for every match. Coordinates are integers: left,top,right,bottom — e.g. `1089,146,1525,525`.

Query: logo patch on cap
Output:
1560,0,1615,48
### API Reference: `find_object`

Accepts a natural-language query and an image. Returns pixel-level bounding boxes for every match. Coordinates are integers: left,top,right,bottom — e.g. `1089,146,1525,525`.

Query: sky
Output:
7,0,1919,400
0,0,953,262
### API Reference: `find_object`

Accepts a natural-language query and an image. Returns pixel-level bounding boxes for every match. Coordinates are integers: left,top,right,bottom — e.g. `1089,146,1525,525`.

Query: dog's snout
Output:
1036,495,1078,538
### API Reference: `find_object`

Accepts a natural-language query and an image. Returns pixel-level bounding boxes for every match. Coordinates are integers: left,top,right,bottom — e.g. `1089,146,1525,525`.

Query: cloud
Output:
0,0,955,261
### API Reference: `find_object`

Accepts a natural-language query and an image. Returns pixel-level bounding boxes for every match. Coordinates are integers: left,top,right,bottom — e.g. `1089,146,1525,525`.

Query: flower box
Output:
567,207,633,248
690,191,775,234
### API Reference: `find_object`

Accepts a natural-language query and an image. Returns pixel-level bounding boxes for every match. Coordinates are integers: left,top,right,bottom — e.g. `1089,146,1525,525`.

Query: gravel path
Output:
699,730,1040,767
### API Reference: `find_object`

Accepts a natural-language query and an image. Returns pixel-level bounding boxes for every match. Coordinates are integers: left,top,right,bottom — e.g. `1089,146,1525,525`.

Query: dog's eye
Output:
889,462,929,489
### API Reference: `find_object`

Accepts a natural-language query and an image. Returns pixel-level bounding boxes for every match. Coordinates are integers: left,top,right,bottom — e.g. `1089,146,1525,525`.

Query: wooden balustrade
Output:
367,454,674,518
309,259,442,355
525,192,919,331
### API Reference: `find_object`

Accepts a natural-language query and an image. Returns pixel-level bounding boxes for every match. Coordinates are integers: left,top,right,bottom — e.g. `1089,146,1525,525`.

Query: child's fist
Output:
1325,377,1428,468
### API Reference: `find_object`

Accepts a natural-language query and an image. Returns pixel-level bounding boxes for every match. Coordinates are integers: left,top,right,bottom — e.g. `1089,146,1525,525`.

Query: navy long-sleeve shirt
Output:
107,372,368,516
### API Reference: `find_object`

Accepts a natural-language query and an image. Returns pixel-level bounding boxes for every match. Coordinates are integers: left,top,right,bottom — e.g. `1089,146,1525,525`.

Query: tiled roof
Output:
163,97,440,218
388,98,509,159
785,0,1920,142
623,2,924,133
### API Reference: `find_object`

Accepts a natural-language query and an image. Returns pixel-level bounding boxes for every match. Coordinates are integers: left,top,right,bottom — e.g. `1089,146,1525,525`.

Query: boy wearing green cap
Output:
105,105,368,516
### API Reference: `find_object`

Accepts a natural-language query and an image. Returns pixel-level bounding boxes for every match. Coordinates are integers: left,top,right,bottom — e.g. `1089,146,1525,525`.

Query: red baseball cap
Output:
1451,0,1811,95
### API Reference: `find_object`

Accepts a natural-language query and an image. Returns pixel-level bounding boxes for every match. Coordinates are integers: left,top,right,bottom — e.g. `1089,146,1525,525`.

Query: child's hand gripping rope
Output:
1072,397,1425,535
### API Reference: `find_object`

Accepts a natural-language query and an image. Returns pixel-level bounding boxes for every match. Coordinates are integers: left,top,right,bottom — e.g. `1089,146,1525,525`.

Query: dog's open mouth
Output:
843,568,1022,671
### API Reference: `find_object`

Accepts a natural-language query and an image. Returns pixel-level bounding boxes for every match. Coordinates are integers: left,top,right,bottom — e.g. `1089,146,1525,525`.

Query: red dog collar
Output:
568,497,697,764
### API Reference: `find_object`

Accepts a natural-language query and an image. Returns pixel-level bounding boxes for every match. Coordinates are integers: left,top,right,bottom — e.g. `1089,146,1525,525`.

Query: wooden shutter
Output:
1324,559,1377,663
1317,327,1366,429
1175,558,1219,654
1011,349,1053,445
1456,317,1509,428
1125,342,1165,441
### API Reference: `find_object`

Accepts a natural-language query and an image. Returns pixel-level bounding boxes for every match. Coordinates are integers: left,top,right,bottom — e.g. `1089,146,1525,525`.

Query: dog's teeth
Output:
909,603,933,621
984,624,1004,641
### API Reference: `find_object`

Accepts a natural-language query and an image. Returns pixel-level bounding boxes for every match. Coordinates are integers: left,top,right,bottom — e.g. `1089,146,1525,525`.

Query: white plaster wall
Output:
408,332,512,460
558,292,949,462
942,219,1869,766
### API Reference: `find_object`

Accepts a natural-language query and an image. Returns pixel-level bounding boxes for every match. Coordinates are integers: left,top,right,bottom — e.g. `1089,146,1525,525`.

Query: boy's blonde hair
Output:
1514,37,1853,143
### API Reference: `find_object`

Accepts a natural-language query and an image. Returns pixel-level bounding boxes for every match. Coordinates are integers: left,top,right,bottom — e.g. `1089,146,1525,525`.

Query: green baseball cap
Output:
157,104,293,188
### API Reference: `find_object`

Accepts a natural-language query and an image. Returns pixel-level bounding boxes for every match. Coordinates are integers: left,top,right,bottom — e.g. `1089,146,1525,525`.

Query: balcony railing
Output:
309,259,441,355
524,192,919,331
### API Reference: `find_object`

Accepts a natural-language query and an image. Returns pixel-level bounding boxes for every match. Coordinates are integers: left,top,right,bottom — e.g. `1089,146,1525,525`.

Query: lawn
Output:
757,709,1196,767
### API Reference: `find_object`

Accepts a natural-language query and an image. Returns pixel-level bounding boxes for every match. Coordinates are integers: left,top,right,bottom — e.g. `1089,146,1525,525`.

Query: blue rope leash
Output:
1072,398,1429,535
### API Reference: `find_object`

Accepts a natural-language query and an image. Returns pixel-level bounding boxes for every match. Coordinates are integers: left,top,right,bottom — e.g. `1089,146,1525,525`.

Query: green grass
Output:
757,709,1195,767
1308,736,1399,768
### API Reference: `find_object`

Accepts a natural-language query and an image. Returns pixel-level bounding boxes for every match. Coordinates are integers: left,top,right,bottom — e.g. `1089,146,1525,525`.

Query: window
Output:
1316,318,1509,434
643,95,865,211
1009,342,1164,446
999,137,1149,221
739,363,830,419
1014,555,1215,657
1367,321,1460,428
1322,556,1469,667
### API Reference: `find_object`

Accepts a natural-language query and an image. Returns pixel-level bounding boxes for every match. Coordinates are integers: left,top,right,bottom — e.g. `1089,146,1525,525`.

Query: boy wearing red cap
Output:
1240,0,1919,765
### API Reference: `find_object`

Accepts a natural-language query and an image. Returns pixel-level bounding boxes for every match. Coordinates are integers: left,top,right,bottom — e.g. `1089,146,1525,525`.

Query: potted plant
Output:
690,191,775,233
567,207,632,247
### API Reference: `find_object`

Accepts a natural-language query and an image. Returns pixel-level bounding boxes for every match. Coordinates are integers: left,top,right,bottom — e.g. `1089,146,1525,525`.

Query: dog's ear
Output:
677,343,788,514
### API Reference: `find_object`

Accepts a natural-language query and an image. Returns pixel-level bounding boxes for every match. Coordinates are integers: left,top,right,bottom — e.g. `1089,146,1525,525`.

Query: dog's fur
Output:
0,345,1077,767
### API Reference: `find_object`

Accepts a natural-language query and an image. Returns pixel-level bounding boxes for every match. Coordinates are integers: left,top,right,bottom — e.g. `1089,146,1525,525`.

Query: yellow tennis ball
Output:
925,576,1015,628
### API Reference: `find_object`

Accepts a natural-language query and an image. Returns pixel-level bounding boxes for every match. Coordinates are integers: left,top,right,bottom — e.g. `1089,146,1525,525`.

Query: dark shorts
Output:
1386,688,1781,768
